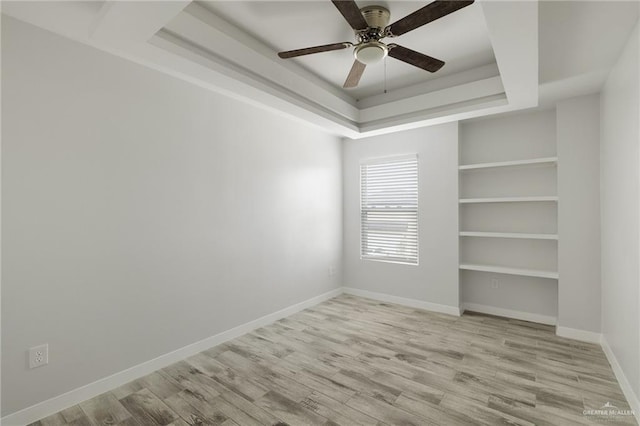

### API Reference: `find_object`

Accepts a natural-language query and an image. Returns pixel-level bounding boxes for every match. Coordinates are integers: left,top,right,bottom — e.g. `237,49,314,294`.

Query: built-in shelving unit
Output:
459,157,558,171
459,264,559,279
458,111,559,323
459,154,559,281
459,196,558,204
459,231,558,240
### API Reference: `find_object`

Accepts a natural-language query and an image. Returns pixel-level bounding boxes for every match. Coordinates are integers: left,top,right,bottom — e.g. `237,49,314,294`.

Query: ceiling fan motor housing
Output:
360,6,390,29
355,6,390,43
353,5,390,64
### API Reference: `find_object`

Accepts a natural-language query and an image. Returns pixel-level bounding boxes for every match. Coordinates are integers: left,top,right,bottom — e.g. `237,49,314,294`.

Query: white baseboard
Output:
461,302,557,326
1,288,343,426
342,287,461,316
556,326,602,344
601,336,640,424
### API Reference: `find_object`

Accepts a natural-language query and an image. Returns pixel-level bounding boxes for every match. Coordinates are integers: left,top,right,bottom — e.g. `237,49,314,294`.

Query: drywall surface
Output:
460,110,557,164
557,94,601,333
1,17,342,416
459,110,558,319
342,123,459,309
600,22,640,397
460,271,558,319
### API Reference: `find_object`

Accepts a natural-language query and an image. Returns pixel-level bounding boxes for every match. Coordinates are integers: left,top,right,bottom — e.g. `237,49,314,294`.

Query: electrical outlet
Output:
29,344,48,369
491,278,499,289
328,266,336,277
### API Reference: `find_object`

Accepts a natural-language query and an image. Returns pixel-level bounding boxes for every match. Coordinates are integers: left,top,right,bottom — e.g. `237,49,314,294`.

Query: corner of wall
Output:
601,335,640,424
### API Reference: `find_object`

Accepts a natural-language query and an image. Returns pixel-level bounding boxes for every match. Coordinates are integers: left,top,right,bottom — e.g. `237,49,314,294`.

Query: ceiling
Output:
198,1,496,100
3,0,531,138
538,1,639,106
2,1,636,138
540,1,638,84
156,0,537,136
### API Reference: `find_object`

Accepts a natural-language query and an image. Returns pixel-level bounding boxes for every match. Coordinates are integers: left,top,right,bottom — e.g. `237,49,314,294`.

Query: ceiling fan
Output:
277,0,474,88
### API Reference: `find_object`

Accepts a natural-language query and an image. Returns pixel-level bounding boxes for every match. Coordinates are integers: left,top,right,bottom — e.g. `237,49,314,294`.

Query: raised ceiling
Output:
198,1,497,100
2,0,542,138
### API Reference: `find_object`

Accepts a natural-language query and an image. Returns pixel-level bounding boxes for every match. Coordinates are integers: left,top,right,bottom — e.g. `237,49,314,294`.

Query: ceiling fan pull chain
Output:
384,57,387,94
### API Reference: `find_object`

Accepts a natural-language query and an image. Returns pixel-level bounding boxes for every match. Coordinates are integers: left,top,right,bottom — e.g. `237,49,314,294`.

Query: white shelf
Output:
459,196,558,204
459,157,558,171
459,264,559,279
459,231,558,240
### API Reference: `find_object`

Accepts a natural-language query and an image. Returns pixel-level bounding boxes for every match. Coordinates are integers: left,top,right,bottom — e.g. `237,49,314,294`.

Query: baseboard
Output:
556,326,602,344
342,287,461,316
1,288,343,426
461,302,557,326
601,335,640,424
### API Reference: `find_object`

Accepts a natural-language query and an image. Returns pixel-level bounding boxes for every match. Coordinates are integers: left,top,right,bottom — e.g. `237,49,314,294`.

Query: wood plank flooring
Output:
29,295,637,425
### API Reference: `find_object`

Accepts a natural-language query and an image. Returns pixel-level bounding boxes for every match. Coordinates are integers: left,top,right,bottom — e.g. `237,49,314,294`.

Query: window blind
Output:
360,155,418,265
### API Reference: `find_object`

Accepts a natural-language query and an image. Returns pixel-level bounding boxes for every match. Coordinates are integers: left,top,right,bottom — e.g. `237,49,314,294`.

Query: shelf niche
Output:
458,109,558,324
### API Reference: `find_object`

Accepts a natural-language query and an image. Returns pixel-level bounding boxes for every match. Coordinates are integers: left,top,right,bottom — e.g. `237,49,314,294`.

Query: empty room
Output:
1,0,639,425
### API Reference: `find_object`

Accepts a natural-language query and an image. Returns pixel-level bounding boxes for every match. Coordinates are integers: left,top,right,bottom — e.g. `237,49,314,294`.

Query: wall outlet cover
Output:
29,344,49,369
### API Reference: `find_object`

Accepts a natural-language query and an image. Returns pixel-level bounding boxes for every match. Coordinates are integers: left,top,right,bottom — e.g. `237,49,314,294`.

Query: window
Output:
360,154,418,265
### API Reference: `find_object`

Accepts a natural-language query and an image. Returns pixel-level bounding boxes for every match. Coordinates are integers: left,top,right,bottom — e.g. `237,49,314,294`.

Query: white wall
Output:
557,94,601,333
600,21,640,400
1,16,342,416
342,123,459,310
459,110,558,319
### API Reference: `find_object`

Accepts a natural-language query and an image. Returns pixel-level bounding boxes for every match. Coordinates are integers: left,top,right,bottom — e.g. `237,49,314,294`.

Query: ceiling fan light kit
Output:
277,0,475,89
354,42,388,65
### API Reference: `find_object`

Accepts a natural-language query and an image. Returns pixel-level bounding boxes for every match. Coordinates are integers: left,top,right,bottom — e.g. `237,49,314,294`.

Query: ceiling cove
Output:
3,0,539,138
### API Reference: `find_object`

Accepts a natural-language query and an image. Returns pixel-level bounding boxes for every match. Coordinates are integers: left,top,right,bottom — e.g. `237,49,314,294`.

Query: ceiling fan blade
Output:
331,0,369,31
278,42,353,59
388,44,445,72
343,60,366,88
385,0,474,37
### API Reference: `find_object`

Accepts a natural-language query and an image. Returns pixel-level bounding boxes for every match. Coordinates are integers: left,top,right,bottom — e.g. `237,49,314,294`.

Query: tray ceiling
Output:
2,0,540,138
197,1,497,101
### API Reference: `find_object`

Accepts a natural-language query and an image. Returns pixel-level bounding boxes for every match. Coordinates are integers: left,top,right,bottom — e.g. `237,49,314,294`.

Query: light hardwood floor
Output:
30,295,637,426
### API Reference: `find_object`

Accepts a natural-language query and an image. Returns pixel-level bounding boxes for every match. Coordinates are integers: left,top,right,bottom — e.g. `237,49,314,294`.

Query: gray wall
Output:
600,22,640,398
342,123,459,309
1,17,342,416
557,94,601,333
